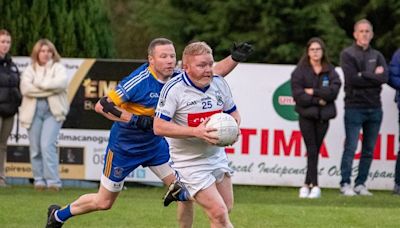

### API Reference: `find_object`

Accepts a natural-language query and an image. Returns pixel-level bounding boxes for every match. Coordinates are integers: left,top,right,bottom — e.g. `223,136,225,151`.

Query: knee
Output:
209,206,229,224
96,200,114,211
361,151,373,159
41,140,56,151
343,143,357,154
363,142,377,156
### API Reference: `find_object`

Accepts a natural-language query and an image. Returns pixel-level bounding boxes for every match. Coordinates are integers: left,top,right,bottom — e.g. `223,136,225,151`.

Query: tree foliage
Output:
0,0,114,58
108,0,400,64
2,1,400,63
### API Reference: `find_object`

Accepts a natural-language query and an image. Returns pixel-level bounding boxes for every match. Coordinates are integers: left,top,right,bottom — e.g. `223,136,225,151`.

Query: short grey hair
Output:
354,19,373,32
148,38,173,55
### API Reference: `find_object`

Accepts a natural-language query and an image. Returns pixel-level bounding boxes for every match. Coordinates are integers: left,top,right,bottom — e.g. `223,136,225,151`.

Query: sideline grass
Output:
1,184,400,227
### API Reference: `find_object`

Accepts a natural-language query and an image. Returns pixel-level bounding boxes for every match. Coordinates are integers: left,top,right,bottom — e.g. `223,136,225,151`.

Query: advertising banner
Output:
6,58,398,189
224,64,397,190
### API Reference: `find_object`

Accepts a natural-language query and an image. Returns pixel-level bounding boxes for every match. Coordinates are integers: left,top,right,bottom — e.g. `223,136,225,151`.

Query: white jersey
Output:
156,72,237,168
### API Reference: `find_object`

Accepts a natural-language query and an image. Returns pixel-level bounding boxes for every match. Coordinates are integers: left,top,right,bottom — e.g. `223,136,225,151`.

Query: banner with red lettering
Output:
6,59,398,190
224,63,397,190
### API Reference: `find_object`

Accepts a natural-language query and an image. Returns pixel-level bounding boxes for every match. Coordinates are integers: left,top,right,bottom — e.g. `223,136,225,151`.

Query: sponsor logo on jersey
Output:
187,109,222,127
113,167,124,178
272,80,298,121
201,97,211,101
149,92,159,98
215,91,224,106
186,100,197,106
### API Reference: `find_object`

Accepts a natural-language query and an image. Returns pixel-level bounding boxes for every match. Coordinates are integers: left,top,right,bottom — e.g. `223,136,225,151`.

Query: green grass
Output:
1,184,400,227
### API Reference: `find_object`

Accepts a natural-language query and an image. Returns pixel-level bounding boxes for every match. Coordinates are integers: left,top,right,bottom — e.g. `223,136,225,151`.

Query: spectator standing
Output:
0,29,22,187
19,39,69,191
291,37,341,198
339,19,388,196
387,48,400,195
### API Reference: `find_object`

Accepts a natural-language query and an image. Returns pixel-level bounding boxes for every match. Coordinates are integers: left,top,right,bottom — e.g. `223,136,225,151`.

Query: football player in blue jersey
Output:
45,38,253,228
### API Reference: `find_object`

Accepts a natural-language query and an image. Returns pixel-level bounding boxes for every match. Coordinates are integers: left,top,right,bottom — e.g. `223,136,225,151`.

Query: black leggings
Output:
299,116,329,186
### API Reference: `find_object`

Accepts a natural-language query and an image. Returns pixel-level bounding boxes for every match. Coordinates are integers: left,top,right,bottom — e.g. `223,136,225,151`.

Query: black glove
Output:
129,115,154,131
231,42,254,62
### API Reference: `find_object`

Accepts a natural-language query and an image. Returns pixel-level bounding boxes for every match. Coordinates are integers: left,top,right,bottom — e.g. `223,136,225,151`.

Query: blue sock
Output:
55,205,73,222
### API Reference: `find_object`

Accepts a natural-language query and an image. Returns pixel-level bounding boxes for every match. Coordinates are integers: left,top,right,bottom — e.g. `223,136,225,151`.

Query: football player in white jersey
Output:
155,42,241,228
46,38,252,228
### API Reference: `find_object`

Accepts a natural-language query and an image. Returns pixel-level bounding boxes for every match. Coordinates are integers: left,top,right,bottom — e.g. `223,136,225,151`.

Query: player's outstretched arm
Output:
213,42,254,77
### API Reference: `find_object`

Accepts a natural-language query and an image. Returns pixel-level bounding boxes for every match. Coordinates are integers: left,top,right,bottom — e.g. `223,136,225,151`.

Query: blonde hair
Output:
30,39,61,66
182,41,212,64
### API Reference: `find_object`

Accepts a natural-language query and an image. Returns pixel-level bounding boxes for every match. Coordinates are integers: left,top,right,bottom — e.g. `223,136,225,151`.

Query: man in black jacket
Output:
339,19,388,196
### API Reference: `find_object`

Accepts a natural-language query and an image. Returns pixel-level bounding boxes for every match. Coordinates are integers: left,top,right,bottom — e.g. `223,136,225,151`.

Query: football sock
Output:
55,204,73,222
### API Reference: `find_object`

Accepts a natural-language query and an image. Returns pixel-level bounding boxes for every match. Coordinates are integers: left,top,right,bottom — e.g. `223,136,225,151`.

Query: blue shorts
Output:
102,140,170,182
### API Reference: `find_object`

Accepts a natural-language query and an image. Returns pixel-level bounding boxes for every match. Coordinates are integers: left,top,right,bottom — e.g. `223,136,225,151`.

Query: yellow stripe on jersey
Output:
120,103,155,116
107,89,155,116
104,149,114,178
108,89,123,106
148,66,159,80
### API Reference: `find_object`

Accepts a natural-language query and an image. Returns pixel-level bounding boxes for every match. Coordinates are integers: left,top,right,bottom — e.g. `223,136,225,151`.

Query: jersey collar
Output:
148,65,169,83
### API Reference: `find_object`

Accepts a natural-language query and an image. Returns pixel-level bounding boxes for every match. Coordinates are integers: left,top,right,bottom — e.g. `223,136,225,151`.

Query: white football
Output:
206,113,239,147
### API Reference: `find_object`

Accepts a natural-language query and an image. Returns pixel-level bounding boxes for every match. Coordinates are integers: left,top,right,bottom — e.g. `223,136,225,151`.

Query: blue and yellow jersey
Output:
107,63,166,155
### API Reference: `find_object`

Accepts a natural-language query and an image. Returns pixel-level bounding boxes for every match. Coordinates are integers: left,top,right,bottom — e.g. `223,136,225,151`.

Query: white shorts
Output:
100,162,174,192
101,174,124,192
174,163,234,197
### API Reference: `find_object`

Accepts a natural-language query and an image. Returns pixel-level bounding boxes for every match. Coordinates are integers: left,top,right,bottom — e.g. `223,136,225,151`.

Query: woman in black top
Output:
291,37,341,198
0,29,21,187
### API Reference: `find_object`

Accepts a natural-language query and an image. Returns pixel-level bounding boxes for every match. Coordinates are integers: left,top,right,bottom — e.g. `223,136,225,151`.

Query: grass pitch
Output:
1,184,399,227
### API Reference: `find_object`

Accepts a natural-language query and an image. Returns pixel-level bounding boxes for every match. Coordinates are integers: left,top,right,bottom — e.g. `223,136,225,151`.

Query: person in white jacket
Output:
19,39,69,191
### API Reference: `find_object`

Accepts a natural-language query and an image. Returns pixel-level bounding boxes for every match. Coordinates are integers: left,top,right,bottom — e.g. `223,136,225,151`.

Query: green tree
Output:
0,0,114,58
164,0,350,64
106,0,185,59
106,0,151,59
120,0,400,64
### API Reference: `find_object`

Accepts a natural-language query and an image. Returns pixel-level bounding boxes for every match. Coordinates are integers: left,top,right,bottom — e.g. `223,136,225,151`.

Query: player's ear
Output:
182,56,191,70
182,63,188,70
148,55,154,64
182,59,188,70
